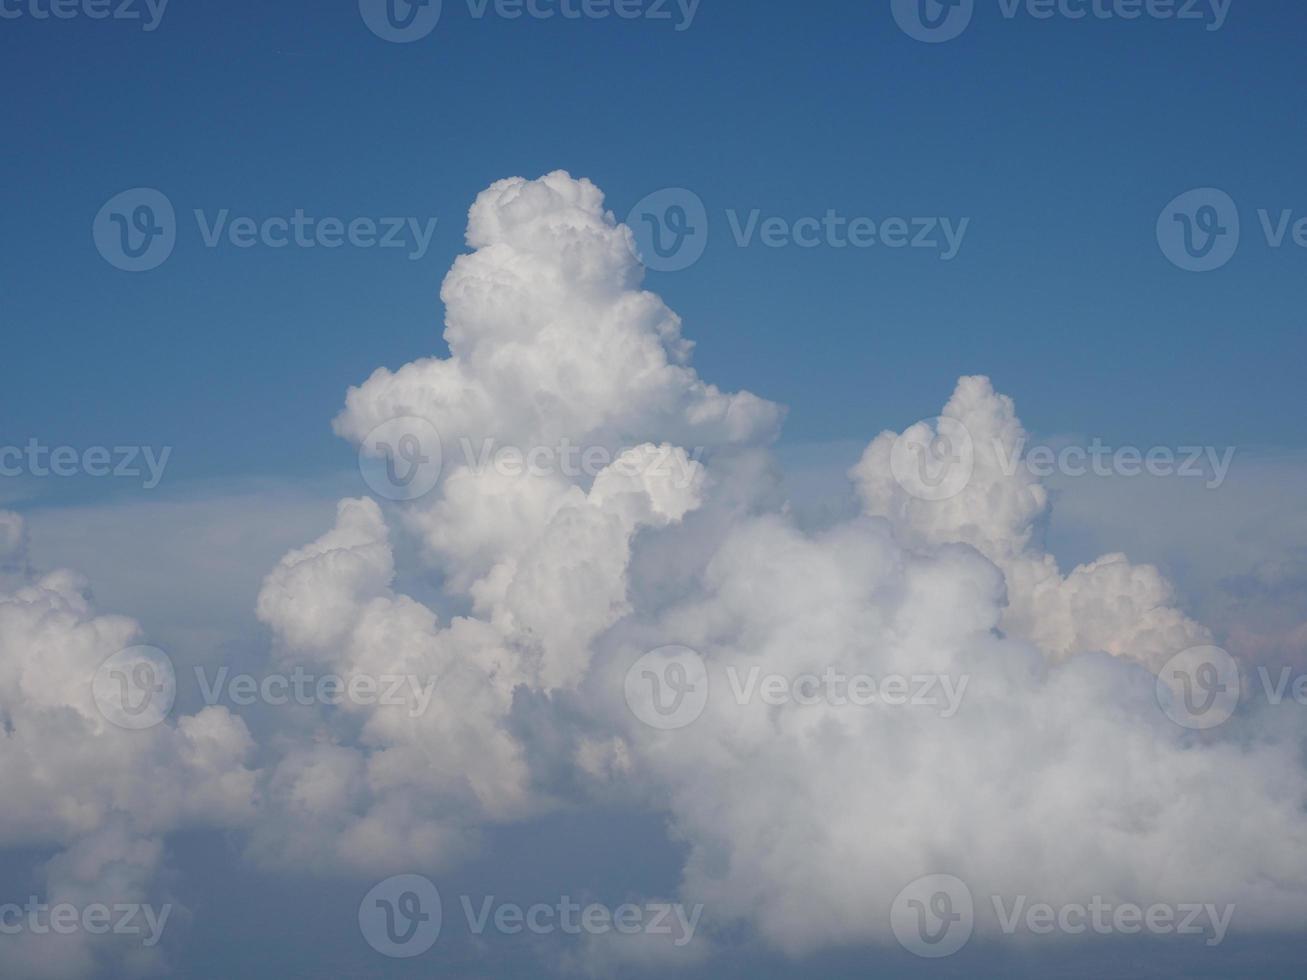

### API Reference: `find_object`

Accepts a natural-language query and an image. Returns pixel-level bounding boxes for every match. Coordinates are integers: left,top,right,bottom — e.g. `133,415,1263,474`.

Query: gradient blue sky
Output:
3,0,1305,500
4,2,1307,978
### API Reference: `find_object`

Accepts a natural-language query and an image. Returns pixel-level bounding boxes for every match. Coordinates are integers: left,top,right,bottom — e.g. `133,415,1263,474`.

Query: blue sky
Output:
4,0,1305,497
4,2,1307,978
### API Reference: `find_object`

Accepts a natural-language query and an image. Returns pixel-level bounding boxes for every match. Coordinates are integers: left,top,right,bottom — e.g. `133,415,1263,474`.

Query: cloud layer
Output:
5,171,1306,975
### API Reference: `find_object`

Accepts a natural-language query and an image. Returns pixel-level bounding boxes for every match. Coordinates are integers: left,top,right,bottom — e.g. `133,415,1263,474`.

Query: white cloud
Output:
0,511,259,978
7,171,1307,974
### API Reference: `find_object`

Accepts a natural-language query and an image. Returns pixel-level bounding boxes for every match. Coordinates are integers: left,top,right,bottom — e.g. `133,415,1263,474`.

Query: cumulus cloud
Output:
10,171,1306,974
0,511,259,978
249,171,1307,967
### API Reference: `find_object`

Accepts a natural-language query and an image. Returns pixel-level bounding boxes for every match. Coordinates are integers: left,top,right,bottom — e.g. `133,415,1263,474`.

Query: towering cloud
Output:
255,172,1307,964
7,172,1303,976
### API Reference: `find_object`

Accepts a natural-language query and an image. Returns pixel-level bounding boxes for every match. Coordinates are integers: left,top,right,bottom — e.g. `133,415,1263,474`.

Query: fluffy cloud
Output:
853,376,1211,671
0,511,258,978
9,171,1306,974
253,172,1307,966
